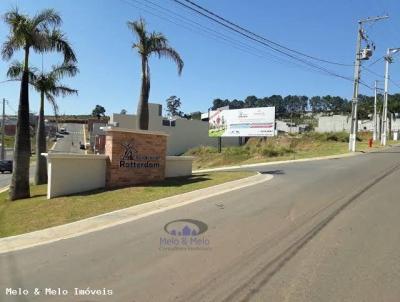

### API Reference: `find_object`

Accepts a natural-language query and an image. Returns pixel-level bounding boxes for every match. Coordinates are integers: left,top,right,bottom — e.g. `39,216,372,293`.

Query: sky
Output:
0,0,400,116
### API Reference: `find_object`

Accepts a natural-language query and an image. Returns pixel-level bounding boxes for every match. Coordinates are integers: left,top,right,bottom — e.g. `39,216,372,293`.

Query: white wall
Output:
45,153,108,198
316,115,351,132
110,103,239,155
165,156,193,177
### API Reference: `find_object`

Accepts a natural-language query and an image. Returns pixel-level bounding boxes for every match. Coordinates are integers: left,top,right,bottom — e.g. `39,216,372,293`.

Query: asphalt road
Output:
1,146,400,301
0,123,85,189
51,123,86,154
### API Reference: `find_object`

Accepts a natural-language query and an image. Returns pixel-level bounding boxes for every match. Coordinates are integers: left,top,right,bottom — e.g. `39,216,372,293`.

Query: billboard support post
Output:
218,137,222,153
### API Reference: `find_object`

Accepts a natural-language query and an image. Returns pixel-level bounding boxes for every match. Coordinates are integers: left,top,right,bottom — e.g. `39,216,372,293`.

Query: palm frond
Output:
47,29,77,63
32,9,61,29
49,62,79,79
50,85,78,97
7,60,38,82
3,7,26,29
152,47,184,75
1,36,20,60
128,19,147,53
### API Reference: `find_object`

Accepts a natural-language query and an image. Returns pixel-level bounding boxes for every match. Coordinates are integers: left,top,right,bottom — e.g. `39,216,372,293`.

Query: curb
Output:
0,172,273,254
193,144,400,173
193,152,359,173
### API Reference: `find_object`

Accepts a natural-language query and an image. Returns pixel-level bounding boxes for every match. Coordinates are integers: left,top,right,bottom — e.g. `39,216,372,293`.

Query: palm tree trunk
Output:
137,56,150,130
34,91,47,185
9,47,31,200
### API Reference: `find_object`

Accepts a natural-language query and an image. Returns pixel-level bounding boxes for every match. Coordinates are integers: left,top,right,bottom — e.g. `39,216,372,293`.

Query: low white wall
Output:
165,156,193,178
44,153,108,199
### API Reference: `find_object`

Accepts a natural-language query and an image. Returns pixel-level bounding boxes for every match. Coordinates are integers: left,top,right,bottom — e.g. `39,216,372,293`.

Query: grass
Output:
2,135,15,148
0,171,254,238
186,131,398,170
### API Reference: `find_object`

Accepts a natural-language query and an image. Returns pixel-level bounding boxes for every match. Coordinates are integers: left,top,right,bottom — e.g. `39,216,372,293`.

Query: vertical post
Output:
373,80,378,141
1,98,5,160
218,137,221,153
381,49,390,146
349,22,362,152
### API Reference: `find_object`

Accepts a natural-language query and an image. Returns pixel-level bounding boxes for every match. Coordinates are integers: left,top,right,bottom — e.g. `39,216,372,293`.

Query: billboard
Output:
208,107,275,137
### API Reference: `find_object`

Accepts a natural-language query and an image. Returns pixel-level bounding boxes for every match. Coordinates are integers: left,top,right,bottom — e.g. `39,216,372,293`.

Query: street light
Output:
381,47,400,146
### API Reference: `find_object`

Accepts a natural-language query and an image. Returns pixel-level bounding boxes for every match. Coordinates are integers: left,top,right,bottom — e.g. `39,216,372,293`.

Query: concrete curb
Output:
0,172,273,254
193,152,359,173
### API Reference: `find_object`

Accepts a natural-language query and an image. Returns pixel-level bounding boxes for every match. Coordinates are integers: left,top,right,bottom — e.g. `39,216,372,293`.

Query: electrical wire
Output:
368,55,384,67
121,0,373,90
175,0,354,67
171,0,374,89
389,79,400,89
122,0,355,79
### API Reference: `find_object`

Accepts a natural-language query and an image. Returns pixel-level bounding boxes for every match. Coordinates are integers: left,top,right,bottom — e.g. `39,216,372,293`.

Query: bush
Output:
185,146,217,155
260,146,294,157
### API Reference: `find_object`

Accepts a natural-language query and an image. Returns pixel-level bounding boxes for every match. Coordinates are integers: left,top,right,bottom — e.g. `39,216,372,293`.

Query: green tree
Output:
166,95,182,117
212,98,229,110
7,61,78,185
120,109,127,115
128,18,183,130
92,105,106,117
1,8,77,200
189,111,202,120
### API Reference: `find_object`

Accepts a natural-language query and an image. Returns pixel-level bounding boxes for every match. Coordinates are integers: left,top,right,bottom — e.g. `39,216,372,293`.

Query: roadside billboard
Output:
208,107,275,137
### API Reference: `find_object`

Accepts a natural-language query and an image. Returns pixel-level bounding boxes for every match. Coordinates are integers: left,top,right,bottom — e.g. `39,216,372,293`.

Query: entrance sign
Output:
105,128,168,188
208,107,275,137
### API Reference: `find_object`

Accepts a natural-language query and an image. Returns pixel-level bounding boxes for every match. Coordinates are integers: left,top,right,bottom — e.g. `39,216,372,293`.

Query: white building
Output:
110,103,239,155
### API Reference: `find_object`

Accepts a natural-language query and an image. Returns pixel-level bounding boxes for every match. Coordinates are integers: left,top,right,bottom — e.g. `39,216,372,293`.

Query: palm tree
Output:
1,8,77,200
128,18,184,130
7,61,78,185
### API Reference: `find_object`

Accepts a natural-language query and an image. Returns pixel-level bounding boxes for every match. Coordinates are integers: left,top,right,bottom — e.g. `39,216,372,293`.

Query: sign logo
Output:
160,219,211,251
119,140,161,169
120,141,138,160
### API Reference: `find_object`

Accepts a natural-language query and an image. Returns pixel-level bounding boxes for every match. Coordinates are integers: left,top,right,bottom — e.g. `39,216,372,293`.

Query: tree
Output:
211,98,230,110
2,8,77,200
244,96,258,108
120,109,127,115
92,105,106,118
189,111,202,120
166,95,182,117
7,61,78,185
128,18,183,130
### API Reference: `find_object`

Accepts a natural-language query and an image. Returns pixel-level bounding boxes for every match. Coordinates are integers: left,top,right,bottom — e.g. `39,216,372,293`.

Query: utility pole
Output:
1,98,6,160
381,52,389,146
381,47,400,146
373,80,378,141
349,15,388,152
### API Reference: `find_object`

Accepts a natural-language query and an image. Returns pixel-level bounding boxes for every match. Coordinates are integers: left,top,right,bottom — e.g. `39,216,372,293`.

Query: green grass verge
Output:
0,171,255,238
186,132,398,170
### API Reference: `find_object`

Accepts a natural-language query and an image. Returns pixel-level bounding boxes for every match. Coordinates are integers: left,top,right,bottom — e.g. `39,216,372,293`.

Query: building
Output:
109,103,240,155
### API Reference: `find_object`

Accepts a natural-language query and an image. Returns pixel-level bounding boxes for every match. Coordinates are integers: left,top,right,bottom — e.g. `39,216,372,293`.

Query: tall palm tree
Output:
128,18,184,130
1,8,77,200
7,61,78,185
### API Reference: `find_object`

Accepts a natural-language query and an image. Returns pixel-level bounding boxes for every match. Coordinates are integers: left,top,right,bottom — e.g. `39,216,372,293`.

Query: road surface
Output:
51,123,86,154
1,146,400,301
0,123,85,189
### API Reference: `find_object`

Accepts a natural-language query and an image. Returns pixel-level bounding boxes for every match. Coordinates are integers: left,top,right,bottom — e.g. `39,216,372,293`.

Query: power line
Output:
390,79,400,89
368,55,384,67
363,67,384,78
122,0,357,80
175,0,354,67
171,0,373,89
